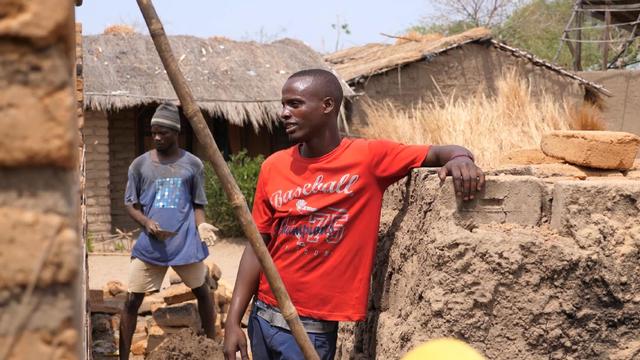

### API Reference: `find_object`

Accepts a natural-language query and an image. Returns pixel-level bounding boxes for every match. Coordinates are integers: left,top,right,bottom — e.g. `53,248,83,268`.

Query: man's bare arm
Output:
126,203,159,235
194,204,206,227
422,145,485,201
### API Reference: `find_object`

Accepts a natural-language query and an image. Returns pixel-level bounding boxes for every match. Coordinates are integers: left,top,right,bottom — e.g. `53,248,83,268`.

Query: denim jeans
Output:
248,305,338,360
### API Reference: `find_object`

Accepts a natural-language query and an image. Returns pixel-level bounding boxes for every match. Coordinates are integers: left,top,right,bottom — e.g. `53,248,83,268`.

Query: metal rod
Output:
134,1,321,359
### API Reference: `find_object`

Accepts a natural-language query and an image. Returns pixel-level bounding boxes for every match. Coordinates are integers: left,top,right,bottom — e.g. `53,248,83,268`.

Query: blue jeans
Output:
248,305,338,360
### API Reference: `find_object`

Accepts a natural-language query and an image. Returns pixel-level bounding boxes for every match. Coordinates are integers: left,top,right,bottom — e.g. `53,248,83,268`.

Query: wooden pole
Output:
135,1,320,359
603,9,611,70
574,7,583,71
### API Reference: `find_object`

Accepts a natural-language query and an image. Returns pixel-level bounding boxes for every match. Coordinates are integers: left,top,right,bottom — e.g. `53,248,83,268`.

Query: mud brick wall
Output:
84,110,112,238
337,169,640,360
0,0,81,359
578,70,640,137
109,108,139,232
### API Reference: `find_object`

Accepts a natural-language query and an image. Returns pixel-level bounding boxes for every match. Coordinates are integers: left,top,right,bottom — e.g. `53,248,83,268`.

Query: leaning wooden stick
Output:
135,1,320,359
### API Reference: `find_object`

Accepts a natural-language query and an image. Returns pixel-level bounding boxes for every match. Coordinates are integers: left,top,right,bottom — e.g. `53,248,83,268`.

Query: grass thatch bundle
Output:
394,31,445,45
103,24,136,35
362,71,606,168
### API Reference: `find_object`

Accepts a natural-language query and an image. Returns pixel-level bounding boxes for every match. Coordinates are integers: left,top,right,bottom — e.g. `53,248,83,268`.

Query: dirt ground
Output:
88,238,245,290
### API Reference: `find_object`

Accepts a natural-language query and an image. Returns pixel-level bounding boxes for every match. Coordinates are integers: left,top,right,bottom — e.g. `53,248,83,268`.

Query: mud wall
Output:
84,110,112,239
337,168,640,359
578,70,640,137
0,0,81,358
349,43,586,135
108,108,139,232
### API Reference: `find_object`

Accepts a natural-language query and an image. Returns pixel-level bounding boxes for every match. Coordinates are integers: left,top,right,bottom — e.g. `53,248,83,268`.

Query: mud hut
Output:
325,28,610,134
578,70,640,136
82,32,352,237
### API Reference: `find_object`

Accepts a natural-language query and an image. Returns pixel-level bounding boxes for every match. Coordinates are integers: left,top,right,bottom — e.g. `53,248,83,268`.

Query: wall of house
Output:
578,70,640,136
84,110,112,239
109,108,139,233
350,43,586,134
0,0,81,358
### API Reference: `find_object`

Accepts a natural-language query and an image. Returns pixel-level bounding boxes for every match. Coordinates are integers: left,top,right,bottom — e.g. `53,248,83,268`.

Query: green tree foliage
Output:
412,0,638,69
204,151,264,237
495,0,597,68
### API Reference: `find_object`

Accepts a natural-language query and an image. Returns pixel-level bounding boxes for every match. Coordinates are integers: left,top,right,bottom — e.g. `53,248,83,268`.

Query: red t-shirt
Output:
252,138,430,321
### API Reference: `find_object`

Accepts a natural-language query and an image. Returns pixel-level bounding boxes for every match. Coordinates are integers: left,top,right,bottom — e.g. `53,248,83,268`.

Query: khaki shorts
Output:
128,258,206,293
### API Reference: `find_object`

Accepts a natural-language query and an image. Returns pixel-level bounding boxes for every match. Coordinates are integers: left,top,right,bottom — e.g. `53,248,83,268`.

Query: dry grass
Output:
394,31,444,44
361,71,605,168
103,24,136,35
567,102,607,131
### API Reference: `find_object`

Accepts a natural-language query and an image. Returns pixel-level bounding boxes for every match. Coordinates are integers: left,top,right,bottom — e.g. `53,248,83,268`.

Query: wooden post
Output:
574,8,583,71
134,1,320,359
603,9,611,70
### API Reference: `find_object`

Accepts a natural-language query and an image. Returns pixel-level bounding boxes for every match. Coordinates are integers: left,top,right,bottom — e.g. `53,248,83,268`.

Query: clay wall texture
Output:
84,110,112,238
337,168,640,359
0,0,81,358
578,70,640,137
108,108,139,233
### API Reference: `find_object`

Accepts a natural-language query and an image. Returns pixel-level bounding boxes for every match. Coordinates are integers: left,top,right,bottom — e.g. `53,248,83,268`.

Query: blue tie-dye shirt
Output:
125,150,209,266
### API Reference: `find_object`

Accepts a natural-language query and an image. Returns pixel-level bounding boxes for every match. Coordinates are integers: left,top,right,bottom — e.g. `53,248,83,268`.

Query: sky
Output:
77,0,436,53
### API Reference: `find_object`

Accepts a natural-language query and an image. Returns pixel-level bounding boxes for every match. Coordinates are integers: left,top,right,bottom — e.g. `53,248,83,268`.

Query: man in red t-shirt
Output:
224,69,484,360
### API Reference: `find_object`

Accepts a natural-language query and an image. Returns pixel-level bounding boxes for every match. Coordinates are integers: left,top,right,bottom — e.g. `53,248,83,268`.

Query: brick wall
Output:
0,0,80,358
84,110,112,239
109,108,139,232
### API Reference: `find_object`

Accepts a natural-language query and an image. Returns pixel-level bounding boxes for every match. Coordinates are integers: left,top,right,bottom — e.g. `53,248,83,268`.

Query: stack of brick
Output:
90,259,235,358
0,0,81,358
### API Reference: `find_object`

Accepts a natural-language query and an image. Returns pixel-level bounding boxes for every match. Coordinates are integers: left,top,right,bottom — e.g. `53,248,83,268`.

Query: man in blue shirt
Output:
119,103,217,359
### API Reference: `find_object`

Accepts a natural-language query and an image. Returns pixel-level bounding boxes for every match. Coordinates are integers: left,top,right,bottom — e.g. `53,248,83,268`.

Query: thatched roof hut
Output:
84,33,353,130
326,27,609,97
325,28,610,134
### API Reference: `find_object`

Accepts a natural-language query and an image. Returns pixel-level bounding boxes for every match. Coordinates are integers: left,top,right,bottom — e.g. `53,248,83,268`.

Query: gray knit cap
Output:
150,103,181,131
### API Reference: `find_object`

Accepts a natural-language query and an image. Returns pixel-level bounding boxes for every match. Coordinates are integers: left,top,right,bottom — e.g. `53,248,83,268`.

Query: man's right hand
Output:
223,323,249,360
144,219,160,236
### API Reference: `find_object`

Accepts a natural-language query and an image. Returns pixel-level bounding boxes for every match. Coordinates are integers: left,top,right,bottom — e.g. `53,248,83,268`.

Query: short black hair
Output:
288,69,343,110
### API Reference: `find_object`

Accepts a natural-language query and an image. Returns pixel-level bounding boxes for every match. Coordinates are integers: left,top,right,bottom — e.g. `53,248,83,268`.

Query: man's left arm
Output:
422,145,485,201
194,204,206,227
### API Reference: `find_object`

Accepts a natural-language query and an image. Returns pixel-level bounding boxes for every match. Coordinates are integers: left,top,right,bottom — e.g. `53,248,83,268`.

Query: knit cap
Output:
150,103,181,131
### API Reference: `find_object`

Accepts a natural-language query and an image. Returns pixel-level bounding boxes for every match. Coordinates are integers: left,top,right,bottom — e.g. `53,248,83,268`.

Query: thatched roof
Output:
325,27,610,97
83,33,353,129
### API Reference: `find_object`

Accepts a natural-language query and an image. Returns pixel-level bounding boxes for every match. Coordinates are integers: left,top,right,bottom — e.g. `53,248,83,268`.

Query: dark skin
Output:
119,124,216,360
223,76,485,359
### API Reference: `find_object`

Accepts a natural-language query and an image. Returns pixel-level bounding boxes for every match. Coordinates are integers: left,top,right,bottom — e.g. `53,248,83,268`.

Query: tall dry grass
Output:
362,71,605,168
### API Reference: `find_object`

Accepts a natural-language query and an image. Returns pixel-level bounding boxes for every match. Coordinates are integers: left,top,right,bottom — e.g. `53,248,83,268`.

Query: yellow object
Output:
402,338,485,360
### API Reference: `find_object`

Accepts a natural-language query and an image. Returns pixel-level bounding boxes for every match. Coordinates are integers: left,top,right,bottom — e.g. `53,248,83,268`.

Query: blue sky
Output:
77,0,436,53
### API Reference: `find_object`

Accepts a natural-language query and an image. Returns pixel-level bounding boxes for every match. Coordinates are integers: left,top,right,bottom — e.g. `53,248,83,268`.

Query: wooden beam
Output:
574,9,583,71
603,9,611,70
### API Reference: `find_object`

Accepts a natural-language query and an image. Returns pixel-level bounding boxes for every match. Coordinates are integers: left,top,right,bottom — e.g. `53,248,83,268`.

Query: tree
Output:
412,0,638,69
331,15,351,52
430,0,522,28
